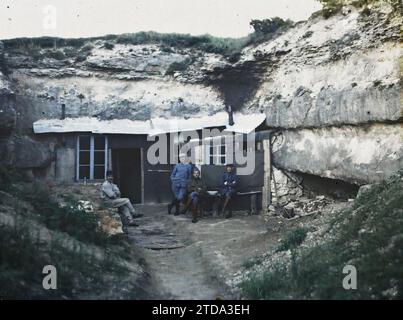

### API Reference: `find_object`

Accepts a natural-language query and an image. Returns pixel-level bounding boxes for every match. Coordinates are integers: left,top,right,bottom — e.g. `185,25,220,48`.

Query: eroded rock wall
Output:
272,124,402,184
242,3,402,185
0,1,401,184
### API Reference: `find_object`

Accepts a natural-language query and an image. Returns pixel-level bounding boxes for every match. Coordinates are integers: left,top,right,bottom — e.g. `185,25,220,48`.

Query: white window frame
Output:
76,135,108,181
203,136,228,165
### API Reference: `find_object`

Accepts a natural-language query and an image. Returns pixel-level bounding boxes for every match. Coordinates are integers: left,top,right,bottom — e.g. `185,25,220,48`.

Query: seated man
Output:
181,168,206,223
220,164,238,218
101,170,143,227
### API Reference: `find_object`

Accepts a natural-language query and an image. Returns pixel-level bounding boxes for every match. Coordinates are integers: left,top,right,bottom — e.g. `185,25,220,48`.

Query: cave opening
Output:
293,171,360,200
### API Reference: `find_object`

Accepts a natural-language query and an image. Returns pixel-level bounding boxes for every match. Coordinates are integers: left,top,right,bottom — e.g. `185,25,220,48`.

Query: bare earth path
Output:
126,205,276,300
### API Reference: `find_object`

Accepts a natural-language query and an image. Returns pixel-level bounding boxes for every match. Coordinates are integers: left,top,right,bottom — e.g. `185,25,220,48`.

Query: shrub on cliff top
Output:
315,0,402,18
3,16,293,62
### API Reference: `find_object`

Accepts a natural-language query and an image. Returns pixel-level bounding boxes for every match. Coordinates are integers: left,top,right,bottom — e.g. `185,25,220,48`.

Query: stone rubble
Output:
268,195,333,219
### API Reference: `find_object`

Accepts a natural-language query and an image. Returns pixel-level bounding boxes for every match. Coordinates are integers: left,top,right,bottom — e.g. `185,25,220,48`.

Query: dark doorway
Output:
112,148,142,204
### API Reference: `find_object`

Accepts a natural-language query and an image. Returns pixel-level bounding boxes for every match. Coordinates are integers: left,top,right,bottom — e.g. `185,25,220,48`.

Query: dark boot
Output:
225,199,232,218
191,203,198,223
174,199,180,216
128,219,139,227
168,198,176,215
180,197,192,215
220,197,230,216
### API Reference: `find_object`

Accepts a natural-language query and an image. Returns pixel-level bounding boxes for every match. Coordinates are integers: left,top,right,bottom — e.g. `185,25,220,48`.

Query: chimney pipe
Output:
227,105,234,126
61,104,66,120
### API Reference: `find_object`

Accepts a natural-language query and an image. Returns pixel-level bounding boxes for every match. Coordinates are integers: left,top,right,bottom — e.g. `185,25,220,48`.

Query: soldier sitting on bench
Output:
181,168,207,223
220,164,238,218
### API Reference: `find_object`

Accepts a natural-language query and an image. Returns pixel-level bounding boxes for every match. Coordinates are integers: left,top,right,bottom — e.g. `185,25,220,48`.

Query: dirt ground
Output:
126,205,286,299
50,184,350,299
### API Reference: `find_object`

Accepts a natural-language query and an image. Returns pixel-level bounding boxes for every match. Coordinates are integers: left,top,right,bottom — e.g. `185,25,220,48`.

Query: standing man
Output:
101,170,143,227
168,153,192,216
220,164,238,218
181,168,206,223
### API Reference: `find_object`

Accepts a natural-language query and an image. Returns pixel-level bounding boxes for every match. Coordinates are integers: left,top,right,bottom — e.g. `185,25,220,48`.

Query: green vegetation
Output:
114,31,251,57
239,171,403,299
102,42,115,50
317,0,345,18
315,0,402,18
0,224,129,299
44,49,66,60
111,18,292,58
249,17,293,40
2,37,94,62
3,37,89,50
165,57,193,75
0,167,148,299
242,255,266,270
2,175,109,245
277,227,309,253
2,17,292,62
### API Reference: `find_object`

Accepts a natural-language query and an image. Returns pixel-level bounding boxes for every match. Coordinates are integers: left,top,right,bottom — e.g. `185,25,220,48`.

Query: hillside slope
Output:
236,170,403,299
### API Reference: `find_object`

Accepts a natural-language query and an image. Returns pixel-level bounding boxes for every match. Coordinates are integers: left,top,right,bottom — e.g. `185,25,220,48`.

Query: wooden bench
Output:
195,190,262,217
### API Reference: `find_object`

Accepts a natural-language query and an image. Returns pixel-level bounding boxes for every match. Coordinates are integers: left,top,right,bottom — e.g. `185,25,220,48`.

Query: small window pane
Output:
209,155,214,165
79,151,90,165
220,145,226,156
212,146,217,156
94,136,105,150
79,166,90,180
221,156,226,164
94,151,105,165
94,166,105,179
79,136,90,150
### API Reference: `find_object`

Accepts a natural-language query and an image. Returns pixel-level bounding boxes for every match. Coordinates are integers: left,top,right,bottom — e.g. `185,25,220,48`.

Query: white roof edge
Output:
224,112,266,134
33,112,266,135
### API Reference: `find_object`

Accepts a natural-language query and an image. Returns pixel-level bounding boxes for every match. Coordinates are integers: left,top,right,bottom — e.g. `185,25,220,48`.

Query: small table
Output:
236,191,262,215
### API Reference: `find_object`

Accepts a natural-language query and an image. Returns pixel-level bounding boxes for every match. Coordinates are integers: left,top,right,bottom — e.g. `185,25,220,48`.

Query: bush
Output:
115,31,249,57
318,0,344,18
239,171,403,299
22,183,108,245
0,167,24,192
2,18,293,63
277,227,308,252
239,262,292,299
315,0,400,18
75,43,94,62
79,44,94,53
165,58,193,75
242,255,266,269
0,223,131,299
102,42,115,50
63,47,79,58
44,49,66,60
3,178,109,246
0,170,144,299
250,17,293,35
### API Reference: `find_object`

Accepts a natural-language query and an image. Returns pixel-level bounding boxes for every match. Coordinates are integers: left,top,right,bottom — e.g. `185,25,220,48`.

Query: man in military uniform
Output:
220,164,238,218
101,170,143,227
181,168,206,223
168,153,192,216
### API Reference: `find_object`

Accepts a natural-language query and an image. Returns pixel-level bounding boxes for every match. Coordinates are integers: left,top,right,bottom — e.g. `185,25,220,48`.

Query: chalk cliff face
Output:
0,1,401,185
239,3,402,184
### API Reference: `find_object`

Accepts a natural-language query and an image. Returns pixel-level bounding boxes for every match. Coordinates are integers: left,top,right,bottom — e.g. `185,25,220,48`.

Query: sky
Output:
0,0,322,40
